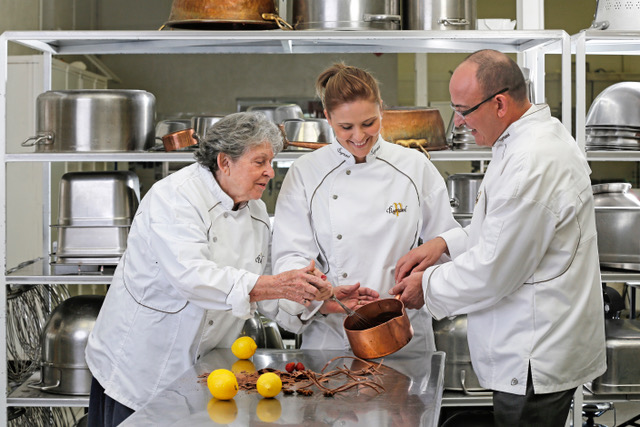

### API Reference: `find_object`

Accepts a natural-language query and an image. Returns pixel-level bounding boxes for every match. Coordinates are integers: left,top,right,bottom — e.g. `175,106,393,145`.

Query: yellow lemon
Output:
231,359,256,375
231,336,257,360
256,372,282,398
256,398,282,423
207,397,238,424
207,369,238,400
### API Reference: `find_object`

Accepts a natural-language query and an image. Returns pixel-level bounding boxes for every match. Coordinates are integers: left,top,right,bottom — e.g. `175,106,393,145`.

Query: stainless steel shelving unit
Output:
1,29,571,417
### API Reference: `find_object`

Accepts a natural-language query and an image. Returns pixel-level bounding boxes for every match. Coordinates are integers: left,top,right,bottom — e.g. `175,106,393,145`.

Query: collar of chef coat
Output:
198,164,248,211
491,103,550,161
329,135,384,165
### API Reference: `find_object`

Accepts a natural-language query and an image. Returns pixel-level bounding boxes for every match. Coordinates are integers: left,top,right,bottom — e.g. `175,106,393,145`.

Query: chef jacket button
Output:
346,170,351,175
332,194,338,199
208,320,214,325
342,273,348,278
223,212,228,218
511,378,518,386
212,237,217,242
337,234,342,240
197,354,201,360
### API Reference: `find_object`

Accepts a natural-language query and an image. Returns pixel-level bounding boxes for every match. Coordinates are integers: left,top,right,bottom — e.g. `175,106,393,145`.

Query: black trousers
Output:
87,377,135,427
493,368,576,427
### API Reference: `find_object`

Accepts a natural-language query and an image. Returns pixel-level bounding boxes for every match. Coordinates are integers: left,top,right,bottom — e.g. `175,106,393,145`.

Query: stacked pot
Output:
447,173,484,226
53,171,140,268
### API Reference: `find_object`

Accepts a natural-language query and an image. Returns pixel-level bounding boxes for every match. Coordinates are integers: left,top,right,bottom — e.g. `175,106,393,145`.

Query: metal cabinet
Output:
0,29,571,419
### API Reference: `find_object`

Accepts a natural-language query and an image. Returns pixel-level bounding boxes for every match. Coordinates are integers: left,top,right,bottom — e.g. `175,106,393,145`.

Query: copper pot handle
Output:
262,13,294,30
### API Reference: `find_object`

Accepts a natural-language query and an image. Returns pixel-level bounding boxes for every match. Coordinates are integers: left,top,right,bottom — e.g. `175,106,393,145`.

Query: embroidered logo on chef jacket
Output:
387,203,407,216
336,147,351,158
255,253,265,264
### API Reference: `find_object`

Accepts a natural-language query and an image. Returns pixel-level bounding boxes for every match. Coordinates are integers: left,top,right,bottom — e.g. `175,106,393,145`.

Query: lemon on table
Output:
207,369,238,400
231,359,256,375
231,336,257,359
256,398,282,422
207,397,238,424
256,372,282,398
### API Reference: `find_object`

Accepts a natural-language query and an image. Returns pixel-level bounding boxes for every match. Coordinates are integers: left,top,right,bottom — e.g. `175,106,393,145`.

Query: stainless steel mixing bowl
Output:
586,82,640,129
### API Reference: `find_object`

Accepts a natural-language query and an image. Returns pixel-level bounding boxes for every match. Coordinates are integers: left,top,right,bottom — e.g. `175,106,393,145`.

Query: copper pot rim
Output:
343,298,408,332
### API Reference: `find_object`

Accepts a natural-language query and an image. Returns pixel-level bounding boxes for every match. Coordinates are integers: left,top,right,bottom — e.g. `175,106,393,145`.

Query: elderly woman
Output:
85,112,332,427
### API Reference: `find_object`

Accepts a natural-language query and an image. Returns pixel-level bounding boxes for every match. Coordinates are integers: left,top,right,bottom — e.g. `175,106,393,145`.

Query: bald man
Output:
392,50,606,426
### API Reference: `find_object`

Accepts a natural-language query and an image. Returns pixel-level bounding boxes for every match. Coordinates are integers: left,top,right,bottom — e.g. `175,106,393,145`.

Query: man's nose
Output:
453,112,466,127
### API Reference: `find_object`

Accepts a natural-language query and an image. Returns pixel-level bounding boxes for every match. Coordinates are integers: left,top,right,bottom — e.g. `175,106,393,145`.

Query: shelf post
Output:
0,32,9,425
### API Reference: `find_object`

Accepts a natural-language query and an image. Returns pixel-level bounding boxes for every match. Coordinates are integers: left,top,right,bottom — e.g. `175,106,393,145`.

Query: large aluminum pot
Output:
593,183,640,271
404,0,477,30
381,107,447,151
344,298,413,359
164,0,278,30
591,0,640,30
23,90,155,153
591,319,640,394
291,0,402,30
447,173,484,214
29,295,104,395
434,315,487,393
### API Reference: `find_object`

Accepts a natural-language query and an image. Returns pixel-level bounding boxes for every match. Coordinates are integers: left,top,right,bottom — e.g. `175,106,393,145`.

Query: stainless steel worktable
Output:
120,348,446,426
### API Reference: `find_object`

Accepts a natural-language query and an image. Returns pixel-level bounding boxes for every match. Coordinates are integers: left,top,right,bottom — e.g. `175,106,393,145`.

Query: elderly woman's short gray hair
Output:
194,112,284,172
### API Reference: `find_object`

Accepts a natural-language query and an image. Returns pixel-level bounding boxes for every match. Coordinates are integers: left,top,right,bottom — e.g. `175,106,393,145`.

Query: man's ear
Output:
495,94,508,118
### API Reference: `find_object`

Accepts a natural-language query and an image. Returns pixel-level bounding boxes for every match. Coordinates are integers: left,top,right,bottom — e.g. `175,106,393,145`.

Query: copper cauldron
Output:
381,107,448,151
344,298,414,359
163,0,279,30
161,128,198,152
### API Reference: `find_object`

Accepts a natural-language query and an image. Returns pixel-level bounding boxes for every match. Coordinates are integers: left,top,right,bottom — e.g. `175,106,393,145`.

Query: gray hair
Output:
194,112,284,172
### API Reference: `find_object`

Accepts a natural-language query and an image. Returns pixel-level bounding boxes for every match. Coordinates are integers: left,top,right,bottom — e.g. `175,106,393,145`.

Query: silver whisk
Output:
331,295,375,329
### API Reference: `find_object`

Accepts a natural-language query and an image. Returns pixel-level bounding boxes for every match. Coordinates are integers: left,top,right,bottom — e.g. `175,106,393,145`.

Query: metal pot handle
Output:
364,14,402,23
450,197,460,209
438,18,471,27
22,132,54,147
460,369,492,396
27,378,61,392
590,20,610,30
261,13,294,30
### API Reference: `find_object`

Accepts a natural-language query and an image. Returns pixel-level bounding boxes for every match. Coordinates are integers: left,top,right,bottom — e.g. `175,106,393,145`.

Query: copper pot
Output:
381,107,448,151
162,128,198,152
344,298,414,359
163,0,278,30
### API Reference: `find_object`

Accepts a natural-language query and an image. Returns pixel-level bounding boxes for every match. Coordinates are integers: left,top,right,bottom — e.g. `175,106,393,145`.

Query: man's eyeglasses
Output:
451,87,509,119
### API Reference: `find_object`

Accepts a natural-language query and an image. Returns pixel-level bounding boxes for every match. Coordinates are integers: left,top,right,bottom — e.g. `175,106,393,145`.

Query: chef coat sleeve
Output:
422,163,561,319
146,190,259,320
267,162,324,333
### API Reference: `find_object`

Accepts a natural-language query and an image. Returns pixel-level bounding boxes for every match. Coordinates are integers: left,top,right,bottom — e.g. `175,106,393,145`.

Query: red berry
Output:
296,362,305,371
285,362,295,373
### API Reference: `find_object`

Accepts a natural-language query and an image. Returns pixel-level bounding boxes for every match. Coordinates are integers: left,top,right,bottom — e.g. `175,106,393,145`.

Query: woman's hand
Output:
319,283,380,315
251,260,332,307
389,271,425,310
394,237,448,283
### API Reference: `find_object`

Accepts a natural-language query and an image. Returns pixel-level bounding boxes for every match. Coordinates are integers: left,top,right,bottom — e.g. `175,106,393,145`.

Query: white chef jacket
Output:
423,104,607,394
266,136,460,356
85,163,271,410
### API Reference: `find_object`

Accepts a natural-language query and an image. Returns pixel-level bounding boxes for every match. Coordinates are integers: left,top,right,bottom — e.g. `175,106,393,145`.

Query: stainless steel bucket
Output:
29,295,104,395
404,0,477,30
447,173,484,215
23,90,156,152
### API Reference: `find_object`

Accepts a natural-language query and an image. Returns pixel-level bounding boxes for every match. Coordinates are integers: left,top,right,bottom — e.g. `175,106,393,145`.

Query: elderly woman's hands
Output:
250,260,332,306
319,283,380,315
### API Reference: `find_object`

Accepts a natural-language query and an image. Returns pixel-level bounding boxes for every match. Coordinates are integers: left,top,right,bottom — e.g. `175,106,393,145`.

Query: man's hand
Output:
389,271,425,310
395,237,448,283
319,283,380,314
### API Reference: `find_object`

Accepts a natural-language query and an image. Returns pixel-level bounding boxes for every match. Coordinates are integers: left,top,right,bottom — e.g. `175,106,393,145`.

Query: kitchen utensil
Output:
29,295,104,395
191,115,224,140
591,0,640,30
155,119,191,140
447,173,484,214
246,103,304,124
590,318,640,394
381,107,448,151
593,183,640,271
331,295,374,329
283,118,332,143
343,297,413,359
162,0,279,30
22,89,155,152
53,171,140,265
433,315,488,393
403,0,477,30
586,82,640,129
161,128,198,152
291,0,401,30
